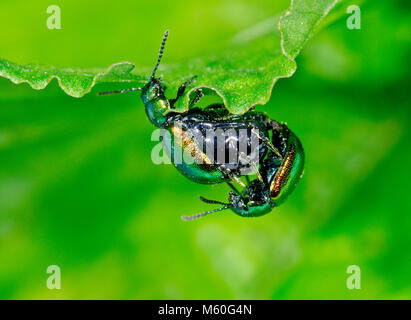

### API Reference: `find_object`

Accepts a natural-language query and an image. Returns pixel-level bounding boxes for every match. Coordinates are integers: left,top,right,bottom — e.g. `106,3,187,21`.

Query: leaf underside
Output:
0,0,340,114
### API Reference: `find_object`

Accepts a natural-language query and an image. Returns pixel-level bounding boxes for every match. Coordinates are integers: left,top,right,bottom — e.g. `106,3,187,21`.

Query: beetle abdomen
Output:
270,143,296,197
171,124,213,166
166,111,269,178
269,130,305,206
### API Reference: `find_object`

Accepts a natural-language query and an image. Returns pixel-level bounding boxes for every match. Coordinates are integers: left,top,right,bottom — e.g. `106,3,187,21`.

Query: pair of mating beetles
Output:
100,31,304,220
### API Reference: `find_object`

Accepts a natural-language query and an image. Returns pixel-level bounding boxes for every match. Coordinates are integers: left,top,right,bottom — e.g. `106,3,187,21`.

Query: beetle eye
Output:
238,201,244,209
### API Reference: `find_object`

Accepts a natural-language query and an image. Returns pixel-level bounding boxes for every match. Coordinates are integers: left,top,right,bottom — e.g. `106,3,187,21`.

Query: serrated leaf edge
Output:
0,0,340,111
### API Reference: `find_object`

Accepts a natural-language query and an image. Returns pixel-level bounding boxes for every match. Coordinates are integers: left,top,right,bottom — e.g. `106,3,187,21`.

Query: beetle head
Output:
181,180,274,221
229,180,273,217
140,30,171,127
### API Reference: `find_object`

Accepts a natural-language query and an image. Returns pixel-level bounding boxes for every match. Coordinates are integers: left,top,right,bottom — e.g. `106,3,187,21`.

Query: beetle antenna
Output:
98,87,142,96
151,30,169,80
199,196,228,206
181,205,231,221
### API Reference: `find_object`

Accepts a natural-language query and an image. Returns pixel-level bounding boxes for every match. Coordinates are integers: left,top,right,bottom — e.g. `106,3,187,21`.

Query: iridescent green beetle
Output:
99,30,305,220
182,122,305,220
100,30,283,187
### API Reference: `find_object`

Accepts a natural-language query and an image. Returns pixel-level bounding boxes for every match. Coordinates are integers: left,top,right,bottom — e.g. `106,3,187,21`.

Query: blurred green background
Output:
0,0,410,299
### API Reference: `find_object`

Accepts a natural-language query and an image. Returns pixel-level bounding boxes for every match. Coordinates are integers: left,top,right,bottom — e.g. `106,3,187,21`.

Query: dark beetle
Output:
183,122,305,220
161,104,279,186
99,30,305,220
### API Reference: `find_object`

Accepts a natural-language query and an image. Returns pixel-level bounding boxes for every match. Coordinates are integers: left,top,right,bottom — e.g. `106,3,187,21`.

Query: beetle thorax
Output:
141,79,170,127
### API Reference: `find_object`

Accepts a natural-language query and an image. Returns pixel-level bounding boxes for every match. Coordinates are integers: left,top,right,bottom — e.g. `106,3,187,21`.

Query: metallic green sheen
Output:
272,131,305,206
231,201,273,217
161,127,227,184
141,80,169,127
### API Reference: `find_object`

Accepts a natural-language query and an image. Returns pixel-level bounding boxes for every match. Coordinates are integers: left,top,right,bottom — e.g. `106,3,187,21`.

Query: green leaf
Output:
280,0,341,60
0,60,146,98
0,0,340,114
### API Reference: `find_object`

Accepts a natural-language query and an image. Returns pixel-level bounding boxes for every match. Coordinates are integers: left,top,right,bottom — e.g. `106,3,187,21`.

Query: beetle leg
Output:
226,181,240,195
249,124,283,160
218,164,246,187
238,151,264,183
169,84,186,107
169,76,197,107
189,88,204,108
